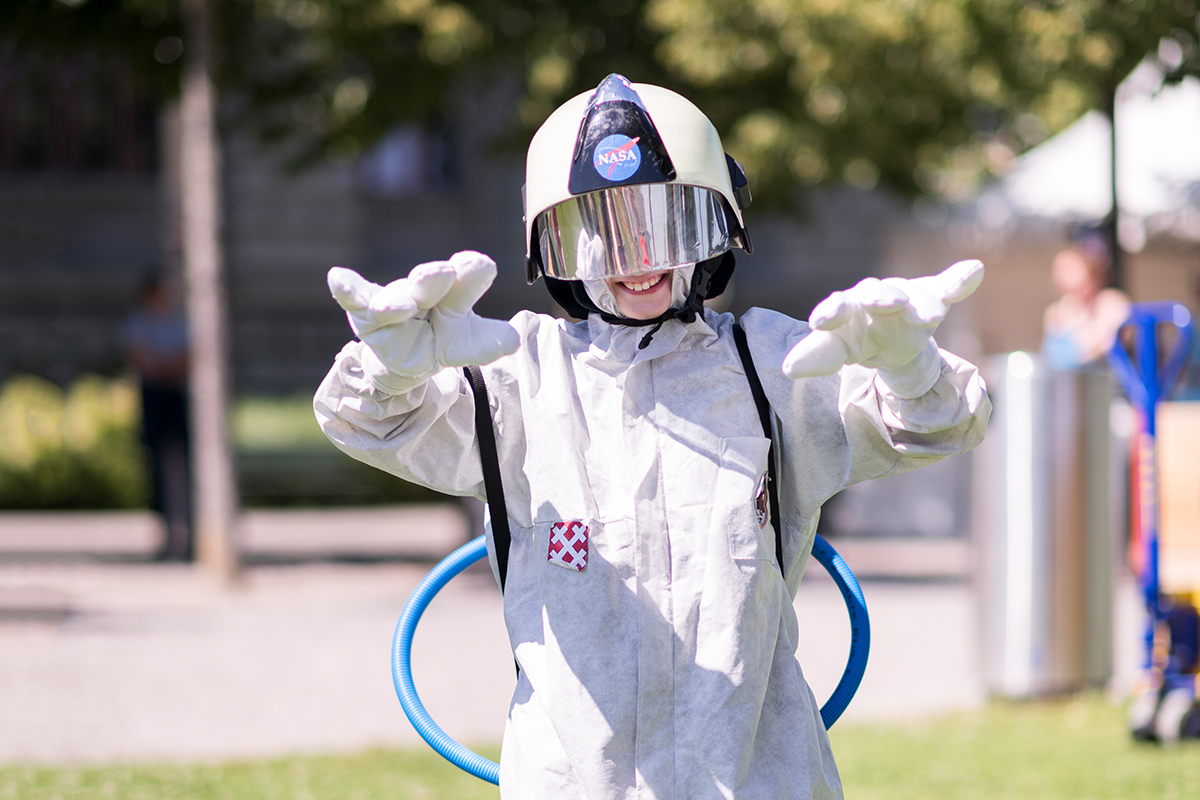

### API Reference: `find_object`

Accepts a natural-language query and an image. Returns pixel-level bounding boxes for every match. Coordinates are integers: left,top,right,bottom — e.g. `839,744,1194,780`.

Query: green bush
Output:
232,393,449,507
0,380,452,510
0,374,148,510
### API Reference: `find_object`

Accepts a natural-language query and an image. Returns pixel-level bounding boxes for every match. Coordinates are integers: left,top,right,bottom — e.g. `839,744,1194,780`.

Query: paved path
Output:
1,558,512,764
0,506,1137,766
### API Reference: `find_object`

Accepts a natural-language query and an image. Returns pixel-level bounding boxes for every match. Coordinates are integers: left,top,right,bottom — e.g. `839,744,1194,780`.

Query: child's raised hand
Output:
781,260,983,396
328,251,520,385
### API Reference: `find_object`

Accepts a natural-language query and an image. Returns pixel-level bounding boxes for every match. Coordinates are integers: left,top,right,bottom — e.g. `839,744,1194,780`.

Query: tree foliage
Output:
647,0,1200,203
6,0,1200,205
0,0,182,97
216,0,671,168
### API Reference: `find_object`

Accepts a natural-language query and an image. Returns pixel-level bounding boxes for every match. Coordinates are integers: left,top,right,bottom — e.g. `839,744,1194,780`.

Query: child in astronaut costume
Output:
315,75,990,799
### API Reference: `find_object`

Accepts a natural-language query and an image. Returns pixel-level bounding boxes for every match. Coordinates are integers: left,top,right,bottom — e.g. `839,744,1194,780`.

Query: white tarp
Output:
989,62,1200,247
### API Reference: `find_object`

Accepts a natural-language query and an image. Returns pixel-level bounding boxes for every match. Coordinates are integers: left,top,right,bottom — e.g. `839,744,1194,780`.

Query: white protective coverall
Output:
315,292,990,800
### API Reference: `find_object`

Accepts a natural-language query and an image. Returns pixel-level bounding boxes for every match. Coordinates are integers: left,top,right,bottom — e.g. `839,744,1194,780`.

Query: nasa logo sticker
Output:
593,134,641,182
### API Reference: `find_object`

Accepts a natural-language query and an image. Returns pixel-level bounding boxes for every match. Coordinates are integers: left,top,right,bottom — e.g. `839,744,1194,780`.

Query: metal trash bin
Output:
974,352,1119,697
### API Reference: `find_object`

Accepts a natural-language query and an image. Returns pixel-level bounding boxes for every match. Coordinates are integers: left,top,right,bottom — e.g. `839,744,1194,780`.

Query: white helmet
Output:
523,74,752,305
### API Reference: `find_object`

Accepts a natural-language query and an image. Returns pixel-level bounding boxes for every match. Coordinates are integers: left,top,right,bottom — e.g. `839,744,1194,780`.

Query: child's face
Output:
604,269,673,319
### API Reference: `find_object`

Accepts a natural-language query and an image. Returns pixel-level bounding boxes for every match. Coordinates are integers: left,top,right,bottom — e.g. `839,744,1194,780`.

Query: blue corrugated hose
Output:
809,534,871,728
392,533,870,786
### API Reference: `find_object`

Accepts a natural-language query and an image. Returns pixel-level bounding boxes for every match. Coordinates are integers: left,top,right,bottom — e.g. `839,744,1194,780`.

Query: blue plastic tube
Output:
810,534,871,728
392,533,870,785
391,536,501,785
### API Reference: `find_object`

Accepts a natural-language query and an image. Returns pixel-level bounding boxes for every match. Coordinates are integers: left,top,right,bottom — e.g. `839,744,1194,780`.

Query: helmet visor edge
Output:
537,184,732,282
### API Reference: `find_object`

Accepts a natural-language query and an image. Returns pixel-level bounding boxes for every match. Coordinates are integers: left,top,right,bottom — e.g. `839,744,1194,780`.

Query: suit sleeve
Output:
838,351,991,485
313,339,487,499
738,307,989,591
740,306,990,495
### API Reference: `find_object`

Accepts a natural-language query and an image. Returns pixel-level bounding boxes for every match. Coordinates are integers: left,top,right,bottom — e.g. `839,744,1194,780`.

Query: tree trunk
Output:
180,0,238,580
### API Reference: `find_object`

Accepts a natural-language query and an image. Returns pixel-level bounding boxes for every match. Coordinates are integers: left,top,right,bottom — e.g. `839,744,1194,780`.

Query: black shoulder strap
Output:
463,365,511,592
732,322,785,580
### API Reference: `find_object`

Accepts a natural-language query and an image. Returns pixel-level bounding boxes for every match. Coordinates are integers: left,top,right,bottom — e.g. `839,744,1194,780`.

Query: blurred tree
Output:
0,0,182,96
179,0,239,577
5,0,1199,202
641,0,1200,204
214,0,667,166
215,0,1199,207
1,1,238,574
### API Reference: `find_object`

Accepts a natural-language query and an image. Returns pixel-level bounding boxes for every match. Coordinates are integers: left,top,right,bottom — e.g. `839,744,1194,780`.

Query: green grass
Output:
831,694,1200,799
0,748,501,800
2,697,1197,799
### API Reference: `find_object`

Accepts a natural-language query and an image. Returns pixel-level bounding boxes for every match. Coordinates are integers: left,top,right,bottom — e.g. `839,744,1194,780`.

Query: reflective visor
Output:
537,184,732,281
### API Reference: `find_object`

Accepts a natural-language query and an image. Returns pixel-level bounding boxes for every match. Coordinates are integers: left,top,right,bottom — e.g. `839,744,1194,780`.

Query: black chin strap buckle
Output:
638,321,667,350
631,262,711,349
602,253,732,348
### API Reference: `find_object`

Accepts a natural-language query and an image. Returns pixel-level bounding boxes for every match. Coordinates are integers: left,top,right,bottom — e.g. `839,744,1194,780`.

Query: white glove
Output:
328,251,520,394
782,260,984,398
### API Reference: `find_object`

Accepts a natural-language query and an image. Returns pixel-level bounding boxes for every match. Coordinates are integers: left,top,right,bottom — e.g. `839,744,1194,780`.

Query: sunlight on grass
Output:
3,697,1198,799
0,748,500,800
831,694,1200,799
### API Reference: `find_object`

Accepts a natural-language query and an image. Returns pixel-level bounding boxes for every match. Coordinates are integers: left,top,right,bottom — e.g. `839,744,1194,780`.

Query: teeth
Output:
622,274,663,292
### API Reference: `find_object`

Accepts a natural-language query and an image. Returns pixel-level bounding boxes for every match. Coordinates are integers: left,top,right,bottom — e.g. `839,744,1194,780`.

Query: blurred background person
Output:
123,272,192,561
1042,233,1132,371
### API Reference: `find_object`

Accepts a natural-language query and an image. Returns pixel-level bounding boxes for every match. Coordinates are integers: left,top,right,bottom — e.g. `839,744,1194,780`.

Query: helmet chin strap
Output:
542,251,736,341
594,253,729,349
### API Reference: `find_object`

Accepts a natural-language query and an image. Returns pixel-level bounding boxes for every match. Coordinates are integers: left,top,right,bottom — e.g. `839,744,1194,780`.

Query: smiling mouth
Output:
617,273,666,293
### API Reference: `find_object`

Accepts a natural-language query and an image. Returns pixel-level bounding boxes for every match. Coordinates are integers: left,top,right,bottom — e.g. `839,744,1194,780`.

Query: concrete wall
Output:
0,173,163,384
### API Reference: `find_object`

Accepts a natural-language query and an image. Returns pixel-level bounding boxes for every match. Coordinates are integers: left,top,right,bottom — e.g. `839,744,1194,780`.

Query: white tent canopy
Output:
986,62,1200,248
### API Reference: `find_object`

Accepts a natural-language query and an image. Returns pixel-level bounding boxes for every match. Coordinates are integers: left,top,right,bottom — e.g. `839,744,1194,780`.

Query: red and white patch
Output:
547,521,589,571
